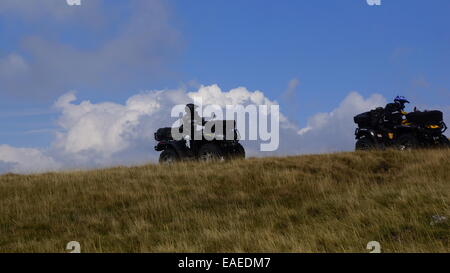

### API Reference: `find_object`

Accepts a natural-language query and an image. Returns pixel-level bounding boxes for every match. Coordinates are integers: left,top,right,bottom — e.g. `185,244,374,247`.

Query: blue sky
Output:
0,0,449,153
174,0,450,105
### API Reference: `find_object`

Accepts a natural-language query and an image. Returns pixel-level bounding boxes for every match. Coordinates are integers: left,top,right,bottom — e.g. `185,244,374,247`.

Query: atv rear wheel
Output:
439,135,450,148
355,137,375,151
232,143,246,159
159,148,179,164
396,134,418,151
198,143,223,161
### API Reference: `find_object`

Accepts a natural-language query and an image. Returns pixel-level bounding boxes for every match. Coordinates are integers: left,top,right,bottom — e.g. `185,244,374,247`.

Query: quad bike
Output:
154,120,245,163
354,108,449,150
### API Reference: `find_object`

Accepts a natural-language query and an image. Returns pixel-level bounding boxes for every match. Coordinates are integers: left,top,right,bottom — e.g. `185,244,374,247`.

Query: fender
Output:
155,140,189,158
442,122,448,133
355,128,377,143
154,141,169,152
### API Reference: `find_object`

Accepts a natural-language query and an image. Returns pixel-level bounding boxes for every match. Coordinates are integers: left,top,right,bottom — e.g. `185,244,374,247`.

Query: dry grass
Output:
0,149,449,253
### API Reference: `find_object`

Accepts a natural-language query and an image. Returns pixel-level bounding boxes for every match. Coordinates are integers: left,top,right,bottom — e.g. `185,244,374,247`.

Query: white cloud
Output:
294,92,387,153
50,85,284,164
0,86,395,174
53,91,161,157
0,145,61,174
0,84,288,173
188,84,275,107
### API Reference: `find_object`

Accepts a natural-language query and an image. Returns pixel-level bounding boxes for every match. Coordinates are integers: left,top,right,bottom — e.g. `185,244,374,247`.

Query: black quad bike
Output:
354,108,449,150
154,120,245,163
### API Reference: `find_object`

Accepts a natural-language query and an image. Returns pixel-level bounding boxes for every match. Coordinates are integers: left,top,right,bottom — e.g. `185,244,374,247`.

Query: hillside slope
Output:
0,150,449,253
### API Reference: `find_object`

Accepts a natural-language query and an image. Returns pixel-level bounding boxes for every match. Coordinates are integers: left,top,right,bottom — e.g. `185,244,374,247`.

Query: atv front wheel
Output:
355,137,375,151
159,148,179,164
439,135,450,148
198,143,223,161
396,134,418,151
228,143,245,159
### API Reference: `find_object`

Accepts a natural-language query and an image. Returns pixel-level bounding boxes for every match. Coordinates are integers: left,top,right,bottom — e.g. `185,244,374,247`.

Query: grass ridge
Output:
0,150,449,252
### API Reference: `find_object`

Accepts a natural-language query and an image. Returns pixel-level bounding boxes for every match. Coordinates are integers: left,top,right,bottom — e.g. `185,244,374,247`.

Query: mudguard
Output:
355,128,377,143
155,140,190,158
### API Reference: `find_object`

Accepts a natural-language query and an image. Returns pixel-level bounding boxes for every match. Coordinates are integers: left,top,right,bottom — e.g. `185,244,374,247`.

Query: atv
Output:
154,120,245,163
354,108,449,150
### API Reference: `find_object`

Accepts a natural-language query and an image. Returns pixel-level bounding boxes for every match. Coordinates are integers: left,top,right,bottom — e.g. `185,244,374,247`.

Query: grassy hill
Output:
0,149,449,253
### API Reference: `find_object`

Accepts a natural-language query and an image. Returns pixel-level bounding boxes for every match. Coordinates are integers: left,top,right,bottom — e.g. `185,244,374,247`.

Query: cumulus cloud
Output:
50,89,175,166
0,145,61,174
0,84,393,174
0,0,180,98
294,92,387,153
49,85,283,166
